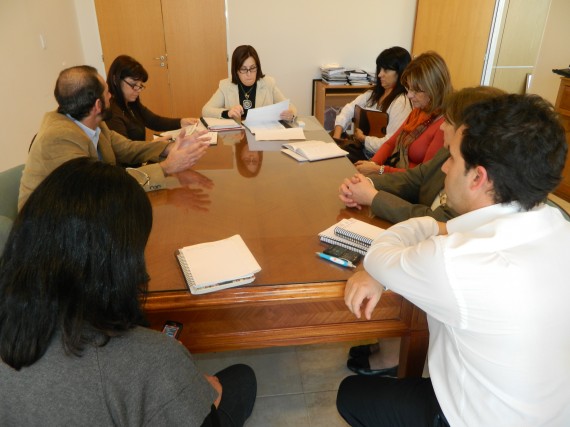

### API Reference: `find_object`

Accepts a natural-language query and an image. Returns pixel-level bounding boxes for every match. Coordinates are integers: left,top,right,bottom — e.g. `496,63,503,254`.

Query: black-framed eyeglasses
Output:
123,79,146,91
238,65,258,75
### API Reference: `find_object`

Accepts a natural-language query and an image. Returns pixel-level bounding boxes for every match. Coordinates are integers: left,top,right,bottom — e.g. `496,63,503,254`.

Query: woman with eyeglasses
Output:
202,45,297,121
105,55,198,141
355,51,453,176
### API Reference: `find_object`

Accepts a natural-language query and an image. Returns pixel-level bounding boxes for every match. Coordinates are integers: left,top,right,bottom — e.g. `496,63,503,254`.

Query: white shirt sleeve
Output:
364,94,411,154
363,216,461,325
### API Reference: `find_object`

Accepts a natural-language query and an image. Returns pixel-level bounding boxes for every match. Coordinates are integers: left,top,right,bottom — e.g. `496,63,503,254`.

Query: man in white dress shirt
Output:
337,94,570,427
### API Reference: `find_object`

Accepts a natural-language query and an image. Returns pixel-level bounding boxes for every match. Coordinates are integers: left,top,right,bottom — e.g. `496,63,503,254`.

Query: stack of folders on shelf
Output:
346,69,370,86
176,234,261,295
281,140,348,162
200,117,244,131
318,218,384,256
320,64,348,85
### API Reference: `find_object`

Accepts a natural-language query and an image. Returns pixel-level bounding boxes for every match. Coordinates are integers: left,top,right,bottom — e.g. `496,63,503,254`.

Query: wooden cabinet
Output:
554,78,570,201
95,0,228,118
312,80,374,131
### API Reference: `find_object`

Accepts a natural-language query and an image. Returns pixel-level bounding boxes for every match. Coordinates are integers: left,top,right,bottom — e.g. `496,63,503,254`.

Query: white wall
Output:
0,0,86,171
226,0,417,116
528,0,570,104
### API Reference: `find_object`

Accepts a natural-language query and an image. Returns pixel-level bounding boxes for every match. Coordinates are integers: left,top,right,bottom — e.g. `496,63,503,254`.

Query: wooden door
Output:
162,0,228,117
94,0,228,118
94,0,173,116
412,0,496,89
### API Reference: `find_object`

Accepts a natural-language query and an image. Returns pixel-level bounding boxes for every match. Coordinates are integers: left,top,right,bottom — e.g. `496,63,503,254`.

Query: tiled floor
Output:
193,340,375,426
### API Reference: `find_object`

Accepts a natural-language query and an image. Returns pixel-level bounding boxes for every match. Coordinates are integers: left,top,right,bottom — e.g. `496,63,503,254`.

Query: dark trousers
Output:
336,375,449,427
201,364,257,427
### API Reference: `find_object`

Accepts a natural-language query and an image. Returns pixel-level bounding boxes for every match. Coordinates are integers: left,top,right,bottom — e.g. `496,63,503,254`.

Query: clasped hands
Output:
339,173,378,209
160,126,211,175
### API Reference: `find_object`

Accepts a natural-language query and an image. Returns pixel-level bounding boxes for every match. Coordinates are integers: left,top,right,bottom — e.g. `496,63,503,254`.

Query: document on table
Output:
243,100,305,141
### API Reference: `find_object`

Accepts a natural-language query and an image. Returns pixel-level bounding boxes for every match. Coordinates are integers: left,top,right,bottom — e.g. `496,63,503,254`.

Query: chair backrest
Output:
354,105,389,138
0,164,24,254
0,164,24,220
546,197,570,222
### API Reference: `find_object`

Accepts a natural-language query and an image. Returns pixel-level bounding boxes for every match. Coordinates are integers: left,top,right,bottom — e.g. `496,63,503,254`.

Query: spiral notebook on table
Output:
176,234,261,295
318,218,384,256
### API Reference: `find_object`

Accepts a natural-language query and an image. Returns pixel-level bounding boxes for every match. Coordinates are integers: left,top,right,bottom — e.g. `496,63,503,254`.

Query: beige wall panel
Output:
412,0,496,89
495,0,550,66
491,68,533,94
161,0,228,117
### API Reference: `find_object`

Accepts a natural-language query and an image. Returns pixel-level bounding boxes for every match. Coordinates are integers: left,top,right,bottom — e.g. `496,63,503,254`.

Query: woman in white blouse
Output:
333,47,412,162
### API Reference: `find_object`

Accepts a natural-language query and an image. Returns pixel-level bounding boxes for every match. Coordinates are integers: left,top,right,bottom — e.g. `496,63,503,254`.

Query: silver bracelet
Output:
378,165,385,175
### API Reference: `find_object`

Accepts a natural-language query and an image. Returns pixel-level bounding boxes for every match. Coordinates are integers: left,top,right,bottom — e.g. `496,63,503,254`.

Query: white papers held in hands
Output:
176,234,261,295
281,140,348,162
242,100,305,141
318,218,384,256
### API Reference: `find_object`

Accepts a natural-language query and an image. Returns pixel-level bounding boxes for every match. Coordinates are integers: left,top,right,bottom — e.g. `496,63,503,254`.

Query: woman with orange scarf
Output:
355,51,452,175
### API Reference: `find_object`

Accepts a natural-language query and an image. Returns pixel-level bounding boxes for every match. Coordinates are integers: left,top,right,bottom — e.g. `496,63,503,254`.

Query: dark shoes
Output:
347,356,399,377
347,344,398,376
348,344,374,359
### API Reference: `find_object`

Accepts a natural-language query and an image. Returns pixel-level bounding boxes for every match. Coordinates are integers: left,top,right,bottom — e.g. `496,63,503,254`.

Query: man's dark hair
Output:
54,65,105,120
460,94,568,210
0,158,152,370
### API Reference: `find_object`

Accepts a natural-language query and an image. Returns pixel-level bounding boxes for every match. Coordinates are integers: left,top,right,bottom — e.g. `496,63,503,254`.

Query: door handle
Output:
154,55,166,67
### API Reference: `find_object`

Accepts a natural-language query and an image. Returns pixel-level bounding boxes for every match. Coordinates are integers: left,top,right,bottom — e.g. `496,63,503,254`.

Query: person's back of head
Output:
0,158,152,371
55,65,104,121
107,55,149,109
460,94,568,210
401,51,453,115
443,86,507,129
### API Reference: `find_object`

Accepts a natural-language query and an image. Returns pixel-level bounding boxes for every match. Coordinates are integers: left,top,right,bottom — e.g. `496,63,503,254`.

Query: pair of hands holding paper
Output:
160,127,211,175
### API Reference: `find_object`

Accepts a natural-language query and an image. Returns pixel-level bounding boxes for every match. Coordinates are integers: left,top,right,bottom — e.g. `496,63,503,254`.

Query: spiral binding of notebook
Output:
334,225,375,247
319,235,368,256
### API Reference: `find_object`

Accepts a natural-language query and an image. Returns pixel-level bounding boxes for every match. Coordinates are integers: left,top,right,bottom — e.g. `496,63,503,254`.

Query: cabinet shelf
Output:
312,79,374,132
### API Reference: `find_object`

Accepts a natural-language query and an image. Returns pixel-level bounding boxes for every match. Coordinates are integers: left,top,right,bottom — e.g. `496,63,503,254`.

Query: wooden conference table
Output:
144,117,428,377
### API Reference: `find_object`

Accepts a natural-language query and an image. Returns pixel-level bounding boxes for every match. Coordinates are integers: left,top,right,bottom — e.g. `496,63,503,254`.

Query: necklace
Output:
239,83,255,109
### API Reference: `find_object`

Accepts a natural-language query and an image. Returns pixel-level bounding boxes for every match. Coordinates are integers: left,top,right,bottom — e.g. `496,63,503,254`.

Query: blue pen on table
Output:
315,252,356,268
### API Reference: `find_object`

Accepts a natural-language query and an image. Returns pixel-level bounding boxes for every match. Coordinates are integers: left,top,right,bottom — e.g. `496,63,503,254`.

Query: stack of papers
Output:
176,234,261,295
346,69,371,86
200,117,243,131
281,140,348,162
320,64,348,85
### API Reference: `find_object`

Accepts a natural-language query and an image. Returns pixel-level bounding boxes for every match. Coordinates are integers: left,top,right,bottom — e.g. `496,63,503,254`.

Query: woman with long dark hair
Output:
0,158,256,425
332,47,412,161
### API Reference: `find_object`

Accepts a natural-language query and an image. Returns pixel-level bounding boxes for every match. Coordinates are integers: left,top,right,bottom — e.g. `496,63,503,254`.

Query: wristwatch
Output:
378,165,385,175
